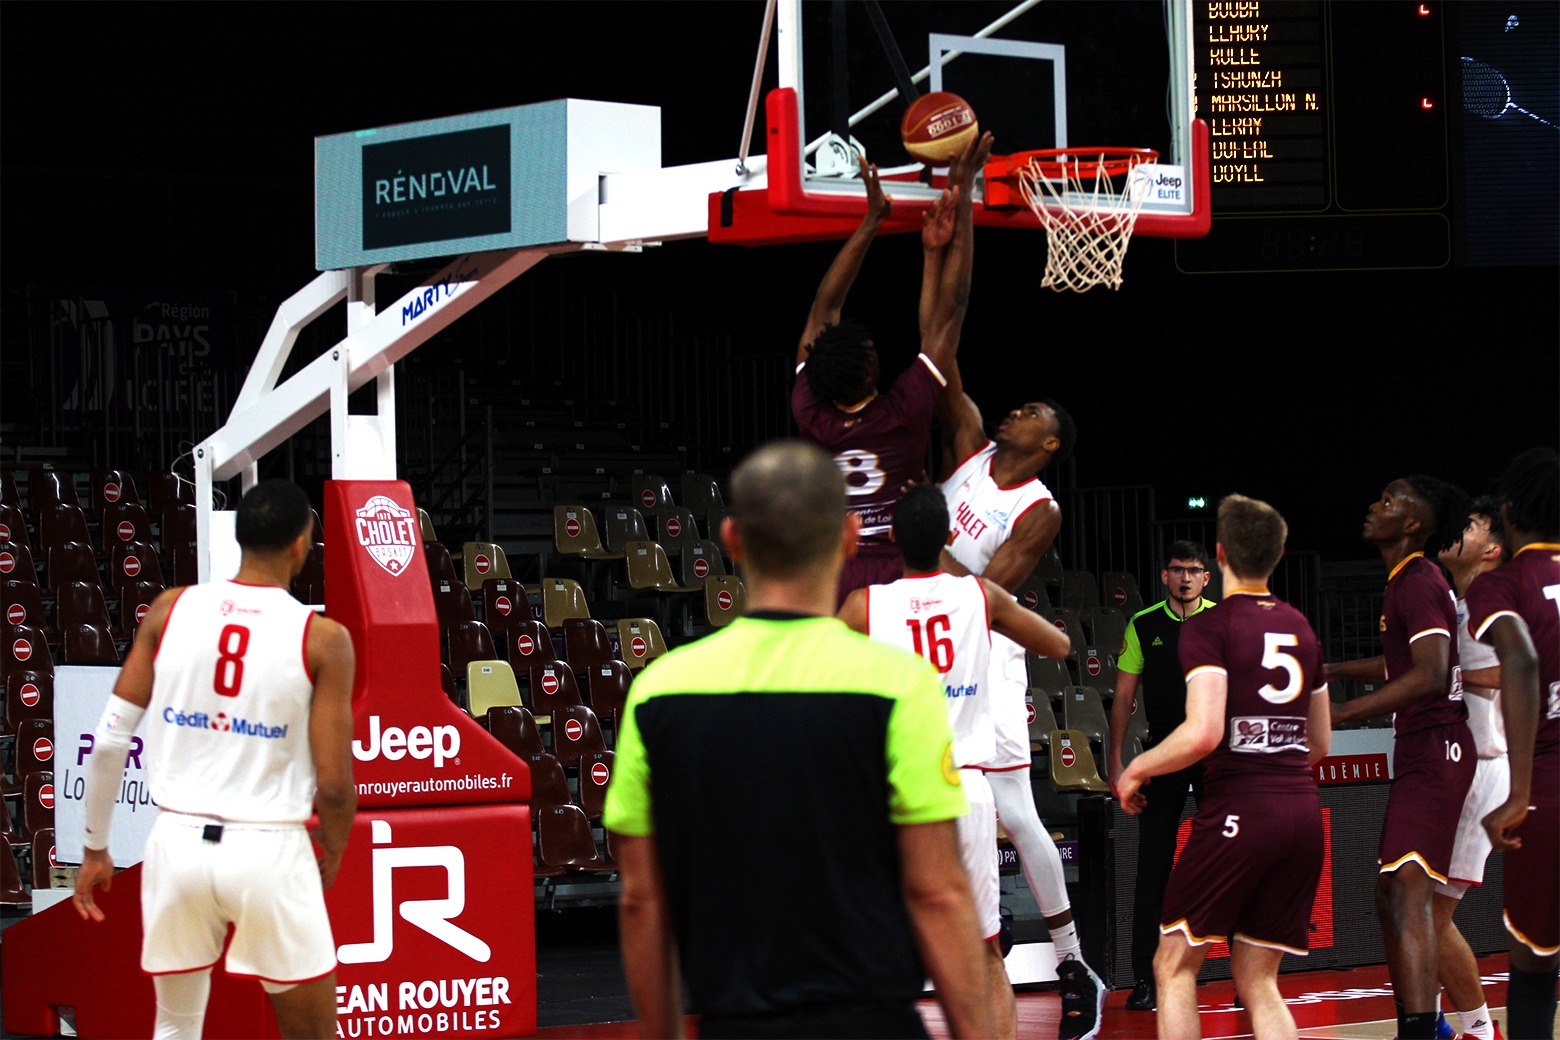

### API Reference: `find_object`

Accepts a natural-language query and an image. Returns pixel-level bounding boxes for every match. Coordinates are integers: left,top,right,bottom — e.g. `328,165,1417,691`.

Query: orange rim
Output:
985,147,1159,184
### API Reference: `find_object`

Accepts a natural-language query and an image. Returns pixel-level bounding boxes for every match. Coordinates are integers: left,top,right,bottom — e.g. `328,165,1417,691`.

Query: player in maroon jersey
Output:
792,134,993,605
1117,495,1331,1040
1328,475,1474,1040
1468,448,1559,1039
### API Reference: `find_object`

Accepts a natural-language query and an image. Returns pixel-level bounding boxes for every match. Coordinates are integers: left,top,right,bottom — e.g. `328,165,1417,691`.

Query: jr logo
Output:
337,820,491,964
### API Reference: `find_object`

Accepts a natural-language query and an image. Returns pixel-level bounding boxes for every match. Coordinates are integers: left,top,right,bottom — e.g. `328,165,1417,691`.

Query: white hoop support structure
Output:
1015,149,1157,292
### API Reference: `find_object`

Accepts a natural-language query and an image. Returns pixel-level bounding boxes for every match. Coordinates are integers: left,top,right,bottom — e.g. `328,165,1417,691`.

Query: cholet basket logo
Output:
355,495,419,577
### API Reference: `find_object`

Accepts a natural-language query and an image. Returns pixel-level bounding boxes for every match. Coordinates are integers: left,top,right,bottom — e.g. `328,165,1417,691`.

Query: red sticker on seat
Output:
474,554,491,574
33,737,52,762
1026,702,1037,725
1060,746,1076,767
1054,619,1067,633
135,603,151,623
1113,588,1127,606
693,558,709,578
564,518,581,538
0,523,10,541
541,671,560,695
19,683,40,707
564,719,583,742
640,489,657,509
48,845,58,867
717,591,734,611
117,521,135,541
6,604,25,625
12,638,32,662
104,482,121,503
1023,591,1040,609
516,634,535,656
0,552,15,573
38,783,53,810
1086,655,1101,676
630,636,647,657
494,596,512,617
123,556,142,577
590,761,610,785
665,518,681,539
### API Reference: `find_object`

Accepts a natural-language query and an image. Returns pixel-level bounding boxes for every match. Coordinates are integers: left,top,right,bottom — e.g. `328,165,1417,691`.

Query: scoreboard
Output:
1176,1,1452,272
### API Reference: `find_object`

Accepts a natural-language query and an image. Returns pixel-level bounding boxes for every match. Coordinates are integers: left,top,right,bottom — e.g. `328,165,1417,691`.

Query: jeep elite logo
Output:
356,496,419,577
361,124,511,251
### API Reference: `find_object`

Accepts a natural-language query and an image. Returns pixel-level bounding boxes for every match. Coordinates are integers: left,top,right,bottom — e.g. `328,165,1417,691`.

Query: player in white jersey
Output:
840,486,1071,1040
74,481,357,1040
1431,501,1509,1040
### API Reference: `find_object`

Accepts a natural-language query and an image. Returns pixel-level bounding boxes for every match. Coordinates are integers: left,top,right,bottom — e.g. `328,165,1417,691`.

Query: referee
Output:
1105,540,1216,1012
604,441,993,1039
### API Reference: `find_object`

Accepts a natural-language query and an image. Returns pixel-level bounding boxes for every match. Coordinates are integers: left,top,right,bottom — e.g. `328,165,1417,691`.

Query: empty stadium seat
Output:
563,618,614,672
1084,607,1128,655
64,623,119,665
159,503,198,550
0,470,19,509
111,540,163,594
624,541,699,593
47,542,99,592
440,663,458,701
5,670,53,734
423,541,458,584
1061,570,1100,610
57,582,112,632
23,771,53,836
488,706,545,759
4,624,50,676
584,661,632,728
553,505,619,560
681,472,725,534
1122,701,1151,767
617,618,666,671
541,578,589,631
0,503,30,552
538,804,613,873
506,619,556,667
1027,693,1061,752
91,469,139,514
1100,571,1146,613
631,474,674,516
446,620,498,676
433,580,477,631
1014,574,1051,613
0,796,20,845
462,542,511,587
148,471,193,519
1047,607,1087,658
100,502,153,555
678,539,726,586
526,753,571,811
601,507,651,556
418,508,437,542
1062,686,1111,753
170,540,200,587
529,661,583,718
468,660,523,718
30,827,55,890
39,504,92,559
27,471,71,524
1036,546,1064,584
653,505,699,552
0,842,28,905
1074,649,1118,699
553,704,606,768
1027,654,1071,701
0,543,39,586
705,576,746,627
119,581,164,637
15,720,53,779
1049,730,1110,793
3,580,49,634
479,578,525,637
578,751,614,820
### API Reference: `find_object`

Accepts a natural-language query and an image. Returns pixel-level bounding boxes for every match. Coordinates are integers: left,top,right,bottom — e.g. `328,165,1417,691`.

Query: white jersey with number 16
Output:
867,572,994,768
144,580,319,824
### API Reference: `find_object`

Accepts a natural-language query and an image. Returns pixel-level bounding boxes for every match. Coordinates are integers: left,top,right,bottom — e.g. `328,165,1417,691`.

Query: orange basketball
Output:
900,92,979,164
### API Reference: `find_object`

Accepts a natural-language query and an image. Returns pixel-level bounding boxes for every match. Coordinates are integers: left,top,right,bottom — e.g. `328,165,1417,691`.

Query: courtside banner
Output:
324,481,530,809
53,665,159,867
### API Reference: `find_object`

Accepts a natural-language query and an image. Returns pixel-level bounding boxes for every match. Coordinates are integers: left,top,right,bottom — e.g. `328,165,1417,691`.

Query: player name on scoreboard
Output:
1197,1,1328,210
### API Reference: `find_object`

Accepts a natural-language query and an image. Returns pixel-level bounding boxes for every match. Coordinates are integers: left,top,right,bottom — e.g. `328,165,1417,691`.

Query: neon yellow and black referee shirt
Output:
603,611,966,1020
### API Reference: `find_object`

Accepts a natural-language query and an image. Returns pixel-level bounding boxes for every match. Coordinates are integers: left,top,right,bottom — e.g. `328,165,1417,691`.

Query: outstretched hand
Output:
946,131,994,193
922,189,957,250
858,154,892,222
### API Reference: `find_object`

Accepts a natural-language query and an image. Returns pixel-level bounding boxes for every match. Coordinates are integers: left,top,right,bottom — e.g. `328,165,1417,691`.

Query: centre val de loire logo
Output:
356,495,419,577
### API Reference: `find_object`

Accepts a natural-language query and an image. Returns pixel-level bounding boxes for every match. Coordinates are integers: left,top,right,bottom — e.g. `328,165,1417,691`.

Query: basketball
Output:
900,91,978,164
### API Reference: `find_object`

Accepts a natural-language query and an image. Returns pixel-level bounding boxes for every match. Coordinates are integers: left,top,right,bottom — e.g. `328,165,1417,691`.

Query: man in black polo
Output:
604,440,994,1039
1106,540,1216,1012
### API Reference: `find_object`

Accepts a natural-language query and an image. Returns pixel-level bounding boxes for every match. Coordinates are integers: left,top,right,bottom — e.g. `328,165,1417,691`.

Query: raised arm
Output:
1329,635,1448,726
307,616,357,888
984,578,1069,658
943,500,1062,592
796,156,892,365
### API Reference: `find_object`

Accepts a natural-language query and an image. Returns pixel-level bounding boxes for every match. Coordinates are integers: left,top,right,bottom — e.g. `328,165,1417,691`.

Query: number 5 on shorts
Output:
1223,815,1240,838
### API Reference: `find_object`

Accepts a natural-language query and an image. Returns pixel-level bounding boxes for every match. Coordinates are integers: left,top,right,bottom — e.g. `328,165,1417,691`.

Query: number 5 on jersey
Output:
214,623,251,697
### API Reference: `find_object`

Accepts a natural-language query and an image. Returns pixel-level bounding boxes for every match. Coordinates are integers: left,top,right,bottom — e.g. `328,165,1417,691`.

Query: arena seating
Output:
1049,730,1110,793
1048,607,1088,660
4,579,50,636
463,541,512,587
23,772,53,836
1062,686,1111,760
553,506,620,560
29,827,54,890
468,660,523,717
5,670,53,734
529,661,583,718
526,753,571,812
0,543,40,585
1061,570,1101,610
1027,654,1071,702
489,706,546,759
552,705,606,768
1027,693,1061,753
1100,570,1146,612
538,805,614,873
578,751,614,820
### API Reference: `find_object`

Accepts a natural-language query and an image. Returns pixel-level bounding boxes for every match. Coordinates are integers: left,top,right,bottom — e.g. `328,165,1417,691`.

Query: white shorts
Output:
978,648,1031,771
141,812,337,983
956,768,1002,942
1437,755,1510,898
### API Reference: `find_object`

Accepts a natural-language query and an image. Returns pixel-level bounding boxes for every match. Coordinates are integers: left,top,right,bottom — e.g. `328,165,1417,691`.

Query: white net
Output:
1016,154,1153,292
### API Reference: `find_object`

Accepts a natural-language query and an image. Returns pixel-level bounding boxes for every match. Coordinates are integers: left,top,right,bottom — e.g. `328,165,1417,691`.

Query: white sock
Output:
1050,919,1082,962
1457,1003,1494,1040
153,969,211,1040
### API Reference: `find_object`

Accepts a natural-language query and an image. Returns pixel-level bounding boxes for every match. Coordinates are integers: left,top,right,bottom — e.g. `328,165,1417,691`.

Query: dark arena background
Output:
1,3,1556,1038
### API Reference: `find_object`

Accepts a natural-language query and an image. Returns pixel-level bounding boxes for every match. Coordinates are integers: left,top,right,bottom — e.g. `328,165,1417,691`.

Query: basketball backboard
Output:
764,0,1206,236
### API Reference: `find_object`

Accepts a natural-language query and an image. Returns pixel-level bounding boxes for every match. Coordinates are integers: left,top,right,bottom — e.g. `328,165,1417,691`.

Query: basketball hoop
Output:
990,147,1158,292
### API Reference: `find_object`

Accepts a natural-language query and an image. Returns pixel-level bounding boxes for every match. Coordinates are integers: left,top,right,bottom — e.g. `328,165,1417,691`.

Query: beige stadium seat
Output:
654,505,700,551
1028,692,1061,752
1047,607,1087,658
705,576,746,627
1061,570,1100,610
624,541,700,593
541,577,590,630
418,508,437,542
554,505,620,560
617,617,667,671
1014,573,1051,613
1027,655,1071,701
1101,571,1146,613
601,506,651,555
1049,730,1111,793
468,660,523,718
1062,685,1111,753
462,542,512,587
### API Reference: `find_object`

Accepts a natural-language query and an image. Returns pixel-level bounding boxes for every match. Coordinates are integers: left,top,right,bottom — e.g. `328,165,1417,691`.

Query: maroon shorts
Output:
1160,788,1325,955
836,541,904,609
1380,722,1476,883
1504,758,1559,956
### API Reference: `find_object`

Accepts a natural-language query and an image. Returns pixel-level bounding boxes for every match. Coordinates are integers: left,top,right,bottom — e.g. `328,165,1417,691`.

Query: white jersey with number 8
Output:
866,572,994,768
145,580,318,823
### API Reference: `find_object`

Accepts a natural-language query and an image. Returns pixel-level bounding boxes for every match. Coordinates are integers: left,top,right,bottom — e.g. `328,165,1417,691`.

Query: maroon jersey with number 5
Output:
792,354,945,539
1178,591,1326,795
1465,542,1560,774
1383,553,1466,735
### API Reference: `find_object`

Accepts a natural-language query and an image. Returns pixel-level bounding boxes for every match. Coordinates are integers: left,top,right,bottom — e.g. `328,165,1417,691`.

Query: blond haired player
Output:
840,485,1071,1040
74,480,357,1040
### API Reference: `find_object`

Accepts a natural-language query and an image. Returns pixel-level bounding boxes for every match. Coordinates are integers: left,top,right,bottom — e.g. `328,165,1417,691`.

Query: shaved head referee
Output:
604,441,994,1039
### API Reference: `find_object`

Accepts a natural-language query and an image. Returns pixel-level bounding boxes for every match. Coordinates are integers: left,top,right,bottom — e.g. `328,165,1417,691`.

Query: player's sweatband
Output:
82,695,146,852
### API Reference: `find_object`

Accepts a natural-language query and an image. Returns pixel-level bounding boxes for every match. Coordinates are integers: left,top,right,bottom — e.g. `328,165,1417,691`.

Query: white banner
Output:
53,666,159,866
